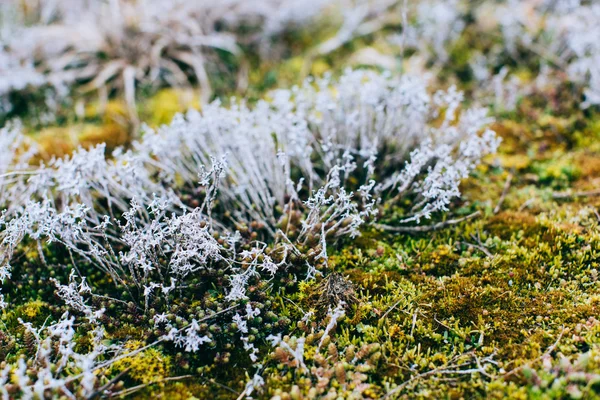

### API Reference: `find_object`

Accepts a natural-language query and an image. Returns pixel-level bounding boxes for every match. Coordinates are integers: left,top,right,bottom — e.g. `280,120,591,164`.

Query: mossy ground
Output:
2,13,600,400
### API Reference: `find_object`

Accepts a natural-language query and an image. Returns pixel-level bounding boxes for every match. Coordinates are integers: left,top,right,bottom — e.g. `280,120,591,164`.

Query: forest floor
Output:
3,11,600,400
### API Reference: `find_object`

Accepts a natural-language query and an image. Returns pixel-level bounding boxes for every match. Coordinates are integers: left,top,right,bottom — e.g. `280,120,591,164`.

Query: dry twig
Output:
494,173,513,214
374,211,481,233
552,189,600,200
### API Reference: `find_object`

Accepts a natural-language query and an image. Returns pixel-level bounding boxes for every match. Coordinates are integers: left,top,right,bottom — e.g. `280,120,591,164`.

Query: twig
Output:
518,198,535,212
410,309,418,337
0,170,40,179
210,379,240,396
384,350,492,398
380,299,403,321
552,189,600,200
433,315,452,332
460,241,493,258
374,211,481,233
473,354,493,379
283,296,306,315
502,327,565,379
527,42,569,71
91,294,138,308
494,173,513,214
87,368,131,399
108,375,192,397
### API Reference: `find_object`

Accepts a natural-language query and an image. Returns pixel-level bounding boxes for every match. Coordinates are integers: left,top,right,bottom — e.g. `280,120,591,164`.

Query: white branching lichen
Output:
0,70,498,325
0,45,499,397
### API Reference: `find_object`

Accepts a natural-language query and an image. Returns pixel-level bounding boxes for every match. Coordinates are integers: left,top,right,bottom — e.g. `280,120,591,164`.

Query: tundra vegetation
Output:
0,0,600,398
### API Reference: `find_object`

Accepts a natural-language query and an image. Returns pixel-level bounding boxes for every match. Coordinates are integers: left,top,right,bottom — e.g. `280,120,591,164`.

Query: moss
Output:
111,340,172,386
142,88,201,127
78,123,129,150
7,300,51,327
31,126,77,160
17,300,47,320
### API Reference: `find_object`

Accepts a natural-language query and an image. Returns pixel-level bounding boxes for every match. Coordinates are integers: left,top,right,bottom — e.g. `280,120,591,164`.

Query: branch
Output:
384,350,494,398
107,375,192,397
494,173,513,214
459,241,493,258
552,189,600,200
374,211,481,233
87,368,131,400
502,327,565,379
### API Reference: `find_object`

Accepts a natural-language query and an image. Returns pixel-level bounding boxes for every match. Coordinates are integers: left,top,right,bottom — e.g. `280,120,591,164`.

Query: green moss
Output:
111,340,172,385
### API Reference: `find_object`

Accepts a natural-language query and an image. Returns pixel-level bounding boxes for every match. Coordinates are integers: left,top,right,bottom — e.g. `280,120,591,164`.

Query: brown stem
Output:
374,211,481,233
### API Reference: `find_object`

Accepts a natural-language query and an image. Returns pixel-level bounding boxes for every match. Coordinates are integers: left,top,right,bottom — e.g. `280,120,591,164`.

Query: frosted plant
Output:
0,71,499,316
299,164,377,243
117,197,227,290
317,302,346,351
232,304,262,362
296,71,499,227
267,334,307,371
0,0,337,109
0,122,38,206
0,126,183,220
297,70,432,161
471,0,600,108
1,11,497,235
233,313,248,334
404,0,465,63
169,319,212,352
170,106,303,233
0,49,45,99
52,270,107,324
0,308,124,398
383,0,466,69
552,4,600,107
1,70,499,248
242,373,265,398
144,69,498,236
37,145,156,217
1,182,283,320
0,200,112,282
226,242,290,301
160,320,208,353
